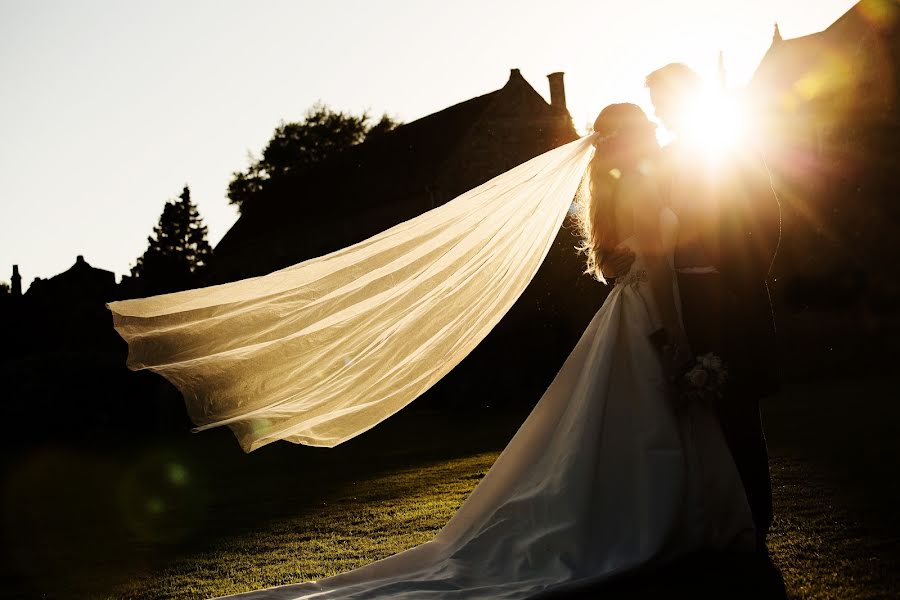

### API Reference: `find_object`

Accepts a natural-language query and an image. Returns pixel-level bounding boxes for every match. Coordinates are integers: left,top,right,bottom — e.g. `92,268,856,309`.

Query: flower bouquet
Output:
678,353,728,406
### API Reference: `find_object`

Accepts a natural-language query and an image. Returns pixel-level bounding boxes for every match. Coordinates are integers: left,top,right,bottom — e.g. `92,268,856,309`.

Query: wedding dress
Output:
106,134,755,598
214,207,756,599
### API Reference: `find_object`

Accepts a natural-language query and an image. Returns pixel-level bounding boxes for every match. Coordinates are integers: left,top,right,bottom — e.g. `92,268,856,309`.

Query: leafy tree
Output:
131,185,213,293
364,114,401,142
228,103,401,212
0,282,9,296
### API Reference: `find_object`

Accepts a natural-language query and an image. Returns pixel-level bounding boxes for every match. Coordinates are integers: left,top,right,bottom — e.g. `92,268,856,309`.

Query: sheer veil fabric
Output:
107,134,597,451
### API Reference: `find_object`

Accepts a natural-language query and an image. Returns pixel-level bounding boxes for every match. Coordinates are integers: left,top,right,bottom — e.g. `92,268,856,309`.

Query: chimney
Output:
11,265,22,297
76,255,85,265
547,72,567,112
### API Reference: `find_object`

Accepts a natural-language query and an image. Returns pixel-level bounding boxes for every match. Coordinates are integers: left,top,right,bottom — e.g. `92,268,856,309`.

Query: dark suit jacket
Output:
718,145,781,396
663,142,781,397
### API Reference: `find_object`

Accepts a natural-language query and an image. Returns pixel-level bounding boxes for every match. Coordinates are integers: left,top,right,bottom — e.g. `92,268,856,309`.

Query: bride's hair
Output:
574,103,658,282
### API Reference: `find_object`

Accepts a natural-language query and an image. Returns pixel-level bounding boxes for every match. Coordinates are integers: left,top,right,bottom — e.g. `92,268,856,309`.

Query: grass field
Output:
1,376,897,599
763,377,899,598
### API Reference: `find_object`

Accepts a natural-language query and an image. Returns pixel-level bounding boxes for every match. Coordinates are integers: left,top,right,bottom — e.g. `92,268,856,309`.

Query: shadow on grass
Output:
530,551,786,599
0,407,526,600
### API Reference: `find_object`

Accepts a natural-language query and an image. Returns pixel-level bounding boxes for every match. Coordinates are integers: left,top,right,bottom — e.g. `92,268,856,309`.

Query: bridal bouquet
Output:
678,353,728,406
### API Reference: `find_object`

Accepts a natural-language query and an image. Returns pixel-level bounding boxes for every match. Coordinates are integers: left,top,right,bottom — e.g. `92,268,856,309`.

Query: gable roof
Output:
211,69,576,282
751,1,899,114
25,255,116,303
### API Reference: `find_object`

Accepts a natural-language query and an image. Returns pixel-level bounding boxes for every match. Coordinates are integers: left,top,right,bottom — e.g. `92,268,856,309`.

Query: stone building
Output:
748,1,900,374
211,69,578,282
748,1,900,267
750,2,900,160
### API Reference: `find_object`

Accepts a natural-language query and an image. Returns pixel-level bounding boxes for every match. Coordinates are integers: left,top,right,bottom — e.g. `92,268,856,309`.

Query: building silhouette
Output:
749,0,900,285
751,3,899,158
747,0,900,375
24,255,117,305
211,69,578,282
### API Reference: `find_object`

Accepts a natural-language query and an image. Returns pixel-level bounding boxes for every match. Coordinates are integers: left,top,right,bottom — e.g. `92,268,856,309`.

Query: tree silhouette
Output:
0,282,8,296
228,103,400,212
363,114,401,142
131,185,213,294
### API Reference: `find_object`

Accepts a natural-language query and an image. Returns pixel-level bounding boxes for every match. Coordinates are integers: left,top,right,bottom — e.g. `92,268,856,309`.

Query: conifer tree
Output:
131,185,213,293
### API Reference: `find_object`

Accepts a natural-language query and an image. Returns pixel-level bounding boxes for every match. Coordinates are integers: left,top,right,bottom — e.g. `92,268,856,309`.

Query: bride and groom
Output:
109,63,781,598
221,62,779,599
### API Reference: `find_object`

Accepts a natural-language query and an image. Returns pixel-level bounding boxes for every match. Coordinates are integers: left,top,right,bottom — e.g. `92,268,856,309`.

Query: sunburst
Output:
680,88,749,159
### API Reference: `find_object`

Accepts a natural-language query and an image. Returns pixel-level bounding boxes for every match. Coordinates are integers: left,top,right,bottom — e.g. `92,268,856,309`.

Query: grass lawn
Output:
1,376,897,599
763,376,899,598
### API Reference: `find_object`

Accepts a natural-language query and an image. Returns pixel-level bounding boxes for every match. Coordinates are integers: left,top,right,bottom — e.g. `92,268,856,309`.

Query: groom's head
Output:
645,63,702,136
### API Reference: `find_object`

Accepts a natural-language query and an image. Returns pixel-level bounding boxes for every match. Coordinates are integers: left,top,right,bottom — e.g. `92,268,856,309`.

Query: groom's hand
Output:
600,249,635,280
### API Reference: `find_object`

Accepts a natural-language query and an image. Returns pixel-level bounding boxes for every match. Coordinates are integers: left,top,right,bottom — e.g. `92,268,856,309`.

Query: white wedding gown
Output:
217,207,755,600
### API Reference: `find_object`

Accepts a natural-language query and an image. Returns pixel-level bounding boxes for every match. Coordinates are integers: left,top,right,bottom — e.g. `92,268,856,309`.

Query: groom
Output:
602,63,780,552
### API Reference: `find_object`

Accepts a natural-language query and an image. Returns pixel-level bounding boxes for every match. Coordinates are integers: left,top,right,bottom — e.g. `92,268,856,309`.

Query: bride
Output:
108,103,756,599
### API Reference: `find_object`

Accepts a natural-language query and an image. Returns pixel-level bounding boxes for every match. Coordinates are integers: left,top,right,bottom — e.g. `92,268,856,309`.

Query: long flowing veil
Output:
107,133,597,452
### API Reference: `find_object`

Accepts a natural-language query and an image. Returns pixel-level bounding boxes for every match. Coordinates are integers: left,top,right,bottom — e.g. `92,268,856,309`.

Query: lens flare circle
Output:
117,448,206,543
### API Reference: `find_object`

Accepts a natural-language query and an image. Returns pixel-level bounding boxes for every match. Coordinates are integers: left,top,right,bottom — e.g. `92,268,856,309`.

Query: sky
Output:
0,0,857,290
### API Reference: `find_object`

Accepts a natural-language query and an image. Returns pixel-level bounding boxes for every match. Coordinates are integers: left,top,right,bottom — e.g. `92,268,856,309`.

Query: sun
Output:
680,88,749,159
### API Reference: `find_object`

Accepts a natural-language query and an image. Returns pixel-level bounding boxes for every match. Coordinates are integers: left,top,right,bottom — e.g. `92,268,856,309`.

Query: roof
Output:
215,88,499,257
211,69,576,282
25,255,116,303
750,1,899,113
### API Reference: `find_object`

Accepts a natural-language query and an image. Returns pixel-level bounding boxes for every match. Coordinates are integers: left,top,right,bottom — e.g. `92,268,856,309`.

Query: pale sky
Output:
0,0,856,289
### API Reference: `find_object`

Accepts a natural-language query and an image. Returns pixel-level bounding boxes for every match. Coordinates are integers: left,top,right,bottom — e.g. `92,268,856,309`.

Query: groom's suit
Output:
661,140,781,546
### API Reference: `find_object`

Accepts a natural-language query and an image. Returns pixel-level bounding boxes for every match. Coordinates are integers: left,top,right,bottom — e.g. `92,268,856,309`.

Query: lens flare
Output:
681,88,748,160
117,449,206,543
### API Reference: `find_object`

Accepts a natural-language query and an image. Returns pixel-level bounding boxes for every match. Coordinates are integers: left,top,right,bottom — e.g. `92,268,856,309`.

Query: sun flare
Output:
681,88,749,159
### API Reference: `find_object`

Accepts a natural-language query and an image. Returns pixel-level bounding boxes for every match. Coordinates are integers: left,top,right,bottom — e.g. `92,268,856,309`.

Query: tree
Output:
131,185,213,293
228,103,401,212
0,282,9,296
364,114,401,142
